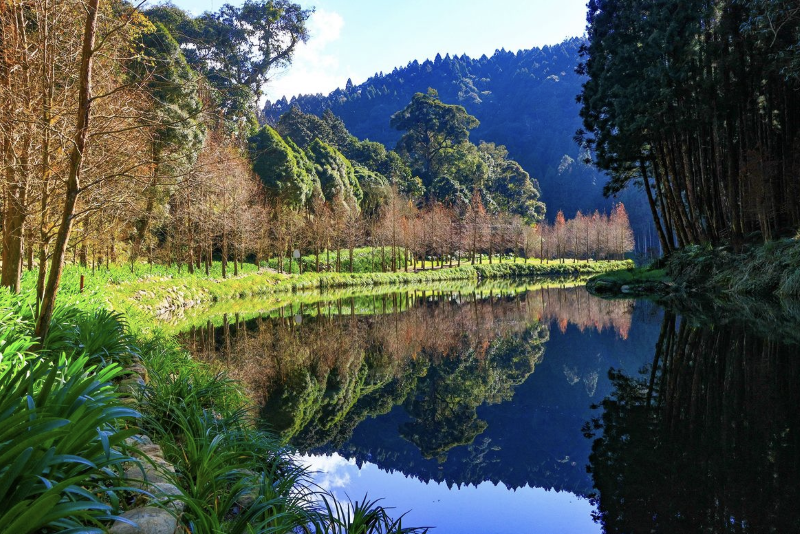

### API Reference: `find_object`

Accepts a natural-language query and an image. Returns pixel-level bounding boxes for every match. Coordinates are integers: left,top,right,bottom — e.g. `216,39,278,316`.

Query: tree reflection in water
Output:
179,286,634,468
588,311,800,533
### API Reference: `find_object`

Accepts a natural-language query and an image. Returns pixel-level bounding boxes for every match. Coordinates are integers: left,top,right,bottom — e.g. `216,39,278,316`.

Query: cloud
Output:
265,9,348,102
296,453,357,493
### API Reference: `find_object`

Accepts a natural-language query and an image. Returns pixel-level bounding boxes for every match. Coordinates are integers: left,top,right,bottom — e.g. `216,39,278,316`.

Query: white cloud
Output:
296,453,357,493
265,9,348,102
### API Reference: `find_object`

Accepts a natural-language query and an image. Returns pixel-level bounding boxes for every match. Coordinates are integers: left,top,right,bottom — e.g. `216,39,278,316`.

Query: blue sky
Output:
164,0,589,102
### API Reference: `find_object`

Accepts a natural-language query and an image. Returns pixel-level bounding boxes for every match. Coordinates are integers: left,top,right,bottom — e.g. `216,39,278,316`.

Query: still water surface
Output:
178,283,800,533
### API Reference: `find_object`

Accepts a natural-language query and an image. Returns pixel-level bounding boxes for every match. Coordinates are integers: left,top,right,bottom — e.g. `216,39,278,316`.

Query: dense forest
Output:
262,39,657,248
579,0,800,251
0,0,313,338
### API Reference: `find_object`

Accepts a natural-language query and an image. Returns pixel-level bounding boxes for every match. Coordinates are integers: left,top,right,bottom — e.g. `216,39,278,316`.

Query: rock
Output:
588,280,616,294
136,444,165,459
620,284,633,294
126,364,149,382
151,482,185,514
109,507,178,534
124,458,176,487
237,490,258,509
119,376,145,396
235,470,260,509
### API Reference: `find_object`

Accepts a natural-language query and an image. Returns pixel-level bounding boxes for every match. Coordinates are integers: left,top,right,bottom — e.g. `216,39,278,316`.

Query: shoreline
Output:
109,260,634,320
587,238,800,300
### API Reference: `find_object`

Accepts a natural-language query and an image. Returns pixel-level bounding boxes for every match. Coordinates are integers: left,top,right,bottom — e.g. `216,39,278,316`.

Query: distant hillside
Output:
263,38,656,250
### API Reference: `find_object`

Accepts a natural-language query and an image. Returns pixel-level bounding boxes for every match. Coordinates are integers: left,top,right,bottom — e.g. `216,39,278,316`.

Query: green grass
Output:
665,238,800,296
267,246,406,274
266,247,602,274
589,267,669,284
156,277,589,333
0,290,141,534
99,258,631,325
585,265,671,298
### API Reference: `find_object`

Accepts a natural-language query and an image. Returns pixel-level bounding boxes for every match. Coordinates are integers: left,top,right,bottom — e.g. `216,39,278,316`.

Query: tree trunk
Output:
35,0,99,341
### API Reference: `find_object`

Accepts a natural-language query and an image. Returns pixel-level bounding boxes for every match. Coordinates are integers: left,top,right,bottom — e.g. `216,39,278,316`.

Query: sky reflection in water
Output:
298,452,599,534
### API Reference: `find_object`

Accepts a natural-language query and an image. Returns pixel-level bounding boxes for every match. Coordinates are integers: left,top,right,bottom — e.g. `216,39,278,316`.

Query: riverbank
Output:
587,238,800,299
1,272,436,533
107,259,633,321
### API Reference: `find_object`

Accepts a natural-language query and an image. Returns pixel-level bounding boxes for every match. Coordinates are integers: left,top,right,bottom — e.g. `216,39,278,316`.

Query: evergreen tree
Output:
249,125,314,207
390,88,479,189
306,139,361,212
129,21,205,257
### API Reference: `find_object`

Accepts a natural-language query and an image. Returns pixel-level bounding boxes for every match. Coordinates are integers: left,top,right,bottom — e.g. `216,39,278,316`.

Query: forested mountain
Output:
262,38,655,249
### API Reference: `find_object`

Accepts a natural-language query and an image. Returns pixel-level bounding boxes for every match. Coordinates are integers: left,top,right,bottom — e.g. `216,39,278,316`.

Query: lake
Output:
177,283,800,533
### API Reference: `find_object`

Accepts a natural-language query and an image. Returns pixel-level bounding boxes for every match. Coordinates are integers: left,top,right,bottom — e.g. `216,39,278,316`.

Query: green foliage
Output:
263,40,652,235
391,88,479,191
250,125,316,207
137,335,426,533
131,21,205,174
147,0,311,129
307,139,362,212
276,106,418,198
354,166,391,216
44,309,138,368
664,239,800,297
276,105,333,148
0,332,139,533
140,372,313,533
479,142,546,223
3,266,441,532
268,247,405,274
578,0,800,246
312,495,429,534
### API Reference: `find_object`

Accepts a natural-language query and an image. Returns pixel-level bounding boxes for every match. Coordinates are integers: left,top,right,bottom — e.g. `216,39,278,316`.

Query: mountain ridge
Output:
263,38,654,249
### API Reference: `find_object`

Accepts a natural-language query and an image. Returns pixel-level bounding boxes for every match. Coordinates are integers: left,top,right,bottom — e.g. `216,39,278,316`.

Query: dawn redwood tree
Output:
610,203,634,260
35,0,100,339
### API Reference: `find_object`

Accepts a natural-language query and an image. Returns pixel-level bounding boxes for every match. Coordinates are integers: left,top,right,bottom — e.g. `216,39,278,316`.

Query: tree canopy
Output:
147,0,310,130
391,88,479,189
249,125,315,207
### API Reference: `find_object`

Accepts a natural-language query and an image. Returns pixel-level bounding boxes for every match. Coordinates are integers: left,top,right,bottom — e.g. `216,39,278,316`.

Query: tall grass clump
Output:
137,342,314,533
311,496,429,534
0,286,150,533
0,334,140,533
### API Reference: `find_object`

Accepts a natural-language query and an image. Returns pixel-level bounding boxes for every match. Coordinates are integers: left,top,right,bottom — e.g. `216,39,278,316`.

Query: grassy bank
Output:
106,259,632,322
665,238,800,296
586,266,672,297
158,277,588,333
1,272,432,533
588,237,800,298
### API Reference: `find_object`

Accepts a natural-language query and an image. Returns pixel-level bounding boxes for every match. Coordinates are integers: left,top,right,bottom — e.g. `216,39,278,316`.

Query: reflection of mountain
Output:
590,310,800,533
179,286,655,494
